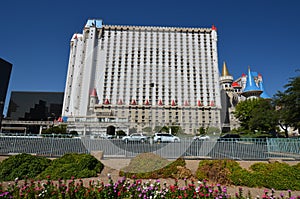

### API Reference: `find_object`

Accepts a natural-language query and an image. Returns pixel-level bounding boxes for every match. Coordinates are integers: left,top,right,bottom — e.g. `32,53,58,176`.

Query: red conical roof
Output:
232,82,241,87
197,100,202,107
90,88,98,97
184,100,189,106
171,99,176,106
158,99,163,106
118,99,123,105
104,98,110,105
131,99,137,105
145,99,150,105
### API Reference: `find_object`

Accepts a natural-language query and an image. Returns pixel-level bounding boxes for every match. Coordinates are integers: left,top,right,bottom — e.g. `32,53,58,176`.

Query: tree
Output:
274,73,300,137
169,125,183,136
153,126,163,133
142,126,152,134
116,130,126,137
233,99,260,130
247,99,278,133
233,98,278,133
129,127,137,134
197,127,206,135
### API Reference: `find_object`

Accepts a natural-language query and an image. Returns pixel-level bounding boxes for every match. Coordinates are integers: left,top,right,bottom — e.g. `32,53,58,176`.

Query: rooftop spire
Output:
221,61,231,77
259,78,271,99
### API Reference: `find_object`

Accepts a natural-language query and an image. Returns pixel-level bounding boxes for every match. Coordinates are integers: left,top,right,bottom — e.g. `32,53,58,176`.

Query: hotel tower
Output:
62,19,222,135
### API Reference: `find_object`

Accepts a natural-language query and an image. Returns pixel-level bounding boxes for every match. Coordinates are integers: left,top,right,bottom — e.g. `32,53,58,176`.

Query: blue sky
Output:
1,0,299,114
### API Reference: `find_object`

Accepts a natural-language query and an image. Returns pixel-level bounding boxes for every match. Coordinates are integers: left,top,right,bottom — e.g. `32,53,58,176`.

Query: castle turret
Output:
89,88,98,111
219,61,233,91
241,67,262,99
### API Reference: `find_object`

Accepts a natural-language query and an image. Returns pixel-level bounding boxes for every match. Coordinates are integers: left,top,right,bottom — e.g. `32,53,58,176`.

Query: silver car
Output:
122,133,148,143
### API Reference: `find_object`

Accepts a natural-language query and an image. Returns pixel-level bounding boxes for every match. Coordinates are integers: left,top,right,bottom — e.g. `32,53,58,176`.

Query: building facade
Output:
6,91,64,121
62,19,222,135
0,58,12,128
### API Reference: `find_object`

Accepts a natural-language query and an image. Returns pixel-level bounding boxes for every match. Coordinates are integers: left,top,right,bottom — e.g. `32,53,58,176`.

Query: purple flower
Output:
0,192,10,197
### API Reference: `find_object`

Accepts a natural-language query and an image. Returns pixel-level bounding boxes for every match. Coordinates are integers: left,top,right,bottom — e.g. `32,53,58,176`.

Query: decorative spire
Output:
158,99,163,106
104,98,110,105
259,78,271,99
212,25,217,31
144,99,150,105
171,99,176,106
197,100,202,107
184,100,189,106
221,62,230,77
117,99,123,105
131,99,137,105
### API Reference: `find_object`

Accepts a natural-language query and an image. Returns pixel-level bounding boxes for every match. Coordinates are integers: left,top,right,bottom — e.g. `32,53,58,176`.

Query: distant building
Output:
219,62,271,131
0,58,12,126
6,91,64,121
62,19,221,135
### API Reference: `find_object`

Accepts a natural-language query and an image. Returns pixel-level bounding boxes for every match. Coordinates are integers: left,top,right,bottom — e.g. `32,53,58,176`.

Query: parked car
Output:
193,135,210,141
153,133,180,143
122,133,148,143
217,134,240,142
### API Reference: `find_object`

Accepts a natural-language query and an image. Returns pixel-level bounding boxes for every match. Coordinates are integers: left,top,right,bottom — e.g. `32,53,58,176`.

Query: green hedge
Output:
0,153,104,182
196,159,300,190
0,153,51,181
38,153,104,180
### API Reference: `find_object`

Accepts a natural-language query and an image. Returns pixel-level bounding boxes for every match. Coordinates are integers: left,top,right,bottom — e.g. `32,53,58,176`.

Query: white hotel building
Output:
62,19,222,135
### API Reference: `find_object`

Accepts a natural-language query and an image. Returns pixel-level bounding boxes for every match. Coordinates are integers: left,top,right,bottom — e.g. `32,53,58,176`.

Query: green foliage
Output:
142,126,152,133
197,126,206,135
196,159,242,185
234,98,278,133
153,126,163,133
196,160,300,190
274,73,300,136
116,130,126,136
248,162,300,190
206,126,221,134
38,153,104,180
0,153,51,181
119,153,186,179
129,127,137,134
160,126,169,133
42,124,67,134
169,125,183,135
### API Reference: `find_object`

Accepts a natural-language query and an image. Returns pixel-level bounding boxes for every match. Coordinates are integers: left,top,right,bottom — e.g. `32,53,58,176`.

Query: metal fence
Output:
0,136,299,160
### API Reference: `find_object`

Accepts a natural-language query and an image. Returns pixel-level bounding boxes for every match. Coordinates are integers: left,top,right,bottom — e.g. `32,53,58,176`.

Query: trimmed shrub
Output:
119,153,187,179
196,159,243,185
196,160,300,190
248,162,300,190
38,153,104,180
0,153,51,181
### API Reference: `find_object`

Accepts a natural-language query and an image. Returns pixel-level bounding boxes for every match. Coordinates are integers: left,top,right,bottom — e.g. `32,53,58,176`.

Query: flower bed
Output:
0,176,299,199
